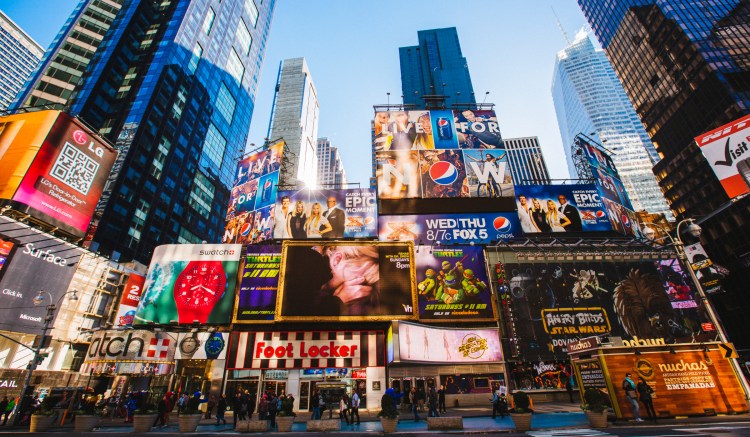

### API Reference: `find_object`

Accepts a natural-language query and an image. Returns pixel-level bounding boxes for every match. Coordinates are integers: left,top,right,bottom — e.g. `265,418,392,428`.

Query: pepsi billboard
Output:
378,212,521,245
223,141,283,244
514,184,612,234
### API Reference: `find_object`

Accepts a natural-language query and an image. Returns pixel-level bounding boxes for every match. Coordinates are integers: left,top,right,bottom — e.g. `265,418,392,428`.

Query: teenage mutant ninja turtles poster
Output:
415,246,495,321
502,261,707,361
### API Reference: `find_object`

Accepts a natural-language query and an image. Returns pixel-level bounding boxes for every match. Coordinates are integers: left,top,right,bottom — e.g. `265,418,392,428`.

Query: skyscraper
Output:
269,57,319,188
552,31,670,216
316,137,347,189
400,27,475,109
0,10,44,110
503,137,551,186
9,0,126,109
578,0,750,349
11,0,275,263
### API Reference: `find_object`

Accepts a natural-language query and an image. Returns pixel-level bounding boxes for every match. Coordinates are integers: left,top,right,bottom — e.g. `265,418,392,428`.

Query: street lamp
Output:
14,289,78,425
642,219,750,404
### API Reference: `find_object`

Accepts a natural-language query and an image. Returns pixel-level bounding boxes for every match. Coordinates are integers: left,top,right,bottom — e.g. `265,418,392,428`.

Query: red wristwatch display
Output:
174,260,226,323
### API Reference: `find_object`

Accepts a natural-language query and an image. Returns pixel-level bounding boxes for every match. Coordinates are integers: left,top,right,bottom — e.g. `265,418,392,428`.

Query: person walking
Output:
437,385,446,414
205,394,216,419
244,390,254,420
410,387,420,422
216,394,227,425
267,393,277,430
428,387,439,417
491,389,501,419
258,393,269,421
566,378,575,403
154,394,170,428
622,373,643,422
637,377,656,421
350,390,360,425
310,390,321,420
339,393,350,425
417,387,426,412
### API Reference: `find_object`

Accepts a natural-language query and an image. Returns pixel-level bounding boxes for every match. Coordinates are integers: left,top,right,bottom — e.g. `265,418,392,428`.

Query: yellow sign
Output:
719,343,738,359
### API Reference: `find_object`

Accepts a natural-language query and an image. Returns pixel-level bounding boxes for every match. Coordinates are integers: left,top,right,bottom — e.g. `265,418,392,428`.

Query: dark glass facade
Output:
578,0,750,350
399,27,476,109
35,0,276,263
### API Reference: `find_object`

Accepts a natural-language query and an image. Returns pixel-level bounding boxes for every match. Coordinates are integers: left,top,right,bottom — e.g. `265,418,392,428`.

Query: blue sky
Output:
3,0,590,185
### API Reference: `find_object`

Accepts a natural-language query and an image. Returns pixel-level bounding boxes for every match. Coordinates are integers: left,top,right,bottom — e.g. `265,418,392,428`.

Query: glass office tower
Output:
12,0,275,262
0,11,44,110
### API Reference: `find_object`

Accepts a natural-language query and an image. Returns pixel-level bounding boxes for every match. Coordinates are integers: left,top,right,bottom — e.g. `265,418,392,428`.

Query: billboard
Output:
374,110,513,202
390,321,502,363
277,241,416,321
695,113,750,199
0,236,16,279
114,273,146,327
0,216,84,334
415,245,495,321
514,184,612,234
134,244,241,325
223,141,283,244
0,111,117,236
503,260,708,360
175,332,227,360
274,188,377,239
234,245,281,322
379,212,521,244
80,329,175,375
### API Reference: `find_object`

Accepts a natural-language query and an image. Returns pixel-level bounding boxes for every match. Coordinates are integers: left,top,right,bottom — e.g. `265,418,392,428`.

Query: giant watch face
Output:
174,261,226,310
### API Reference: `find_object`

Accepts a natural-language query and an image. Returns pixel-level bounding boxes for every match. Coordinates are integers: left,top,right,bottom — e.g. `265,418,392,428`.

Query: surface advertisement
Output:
278,241,416,321
513,184,612,234
378,212,521,244
0,237,15,279
274,188,377,239
223,141,283,244
0,216,84,334
234,245,281,322
0,111,117,236
414,245,495,321
391,321,502,363
695,113,750,199
374,110,512,201
134,244,241,325
503,261,707,360
114,273,146,327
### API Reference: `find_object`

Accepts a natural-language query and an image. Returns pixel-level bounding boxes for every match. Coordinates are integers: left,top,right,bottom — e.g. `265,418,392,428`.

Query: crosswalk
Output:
527,429,613,437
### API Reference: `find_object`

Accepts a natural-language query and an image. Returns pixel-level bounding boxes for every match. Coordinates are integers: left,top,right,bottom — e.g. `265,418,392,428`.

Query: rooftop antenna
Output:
481,91,490,105
387,92,390,106
551,6,571,45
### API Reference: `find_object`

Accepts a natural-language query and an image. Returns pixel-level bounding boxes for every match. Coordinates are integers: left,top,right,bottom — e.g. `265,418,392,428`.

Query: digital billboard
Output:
234,245,281,322
114,273,146,327
134,244,241,325
0,236,16,280
175,332,228,360
278,241,416,321
581,139,618,180
415,245,495,321
0,216,84,334
502,261,707,360
379,212,521,245
223,141,283,244
0,111,117,236
274,188,377,239
390,321,502,363
514,184,611,234
695,113,750,199
374,110,513,202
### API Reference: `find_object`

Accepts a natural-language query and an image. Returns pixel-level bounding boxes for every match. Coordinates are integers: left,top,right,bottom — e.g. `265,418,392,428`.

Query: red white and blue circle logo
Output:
240,222,252,237
429,161,458,185
437,118,450,128
596,210,605,218
493,216,512,232
622,214,631,228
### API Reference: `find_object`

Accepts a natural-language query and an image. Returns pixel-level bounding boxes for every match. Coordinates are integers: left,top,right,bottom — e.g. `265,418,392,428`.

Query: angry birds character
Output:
436,273,464,304
418,268,437,299
462,269,487,296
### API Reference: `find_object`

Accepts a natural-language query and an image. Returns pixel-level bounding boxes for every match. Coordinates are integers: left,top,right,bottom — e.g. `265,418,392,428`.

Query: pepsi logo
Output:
240,222,252,237
437,118,449,127
621,214,631,228
493,216,512,232
429,161,458,185
596,210,605,218
72,130,88,145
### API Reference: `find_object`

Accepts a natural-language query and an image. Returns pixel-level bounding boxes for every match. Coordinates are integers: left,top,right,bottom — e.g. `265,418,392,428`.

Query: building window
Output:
178,227,201,244
202,7,216,35
188,43,202,73
226,48,244,86
216,83,236,124
128,199,150,241
244,0,258,27
150,138,172,180
236,19,253,56
189,171,215,219
201,123,227,170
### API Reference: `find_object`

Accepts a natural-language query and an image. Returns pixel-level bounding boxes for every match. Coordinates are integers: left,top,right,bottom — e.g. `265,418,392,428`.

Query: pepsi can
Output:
436,117,453,140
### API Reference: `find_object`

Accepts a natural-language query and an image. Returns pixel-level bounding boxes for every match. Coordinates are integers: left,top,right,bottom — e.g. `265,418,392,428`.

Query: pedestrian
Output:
339,393,350,425
0,397,8,426
350,390,361,425
437,385,446,414
206,393,216,419
637,377,656,421
154,394,169,428
125,394,137,423
310,390,321,420
258,393,269,420
417,387,426,412
267,392,277,430
428,387,439,417
566,378,575,403
410,387,420,422
216,394,227,425
177,393,188,416
622,373,643,422
491,389,501,419
498,393,508,418
245,390,255,420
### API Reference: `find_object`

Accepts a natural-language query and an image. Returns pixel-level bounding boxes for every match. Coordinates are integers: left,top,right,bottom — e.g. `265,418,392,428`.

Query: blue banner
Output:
378,212,521,245
513,184,612,234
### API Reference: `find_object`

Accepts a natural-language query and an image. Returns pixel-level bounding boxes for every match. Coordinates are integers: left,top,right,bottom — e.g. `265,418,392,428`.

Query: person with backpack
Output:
350,390,360,425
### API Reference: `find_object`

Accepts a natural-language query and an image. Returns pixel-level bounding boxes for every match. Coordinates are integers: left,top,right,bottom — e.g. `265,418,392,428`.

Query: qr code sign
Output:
50,142,100,195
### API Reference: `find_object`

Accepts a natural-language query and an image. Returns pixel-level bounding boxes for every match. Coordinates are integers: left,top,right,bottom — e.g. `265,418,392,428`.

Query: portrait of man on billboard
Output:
279,242,415,320
323,196,346,239
454,110,503,149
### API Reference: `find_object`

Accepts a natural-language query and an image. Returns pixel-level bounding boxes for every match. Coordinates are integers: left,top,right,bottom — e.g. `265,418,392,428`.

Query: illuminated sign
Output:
695,113,750,199
379,212,521,244
392,321,502,363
